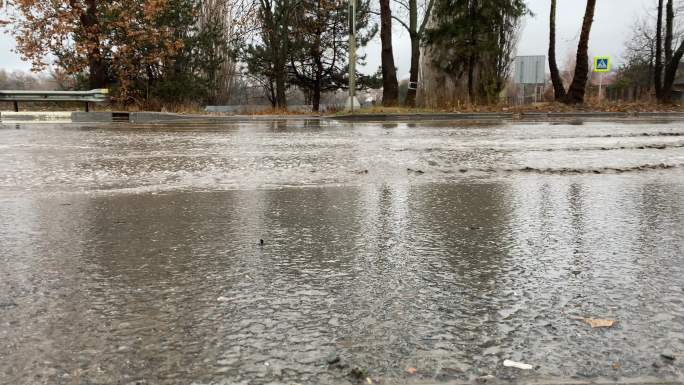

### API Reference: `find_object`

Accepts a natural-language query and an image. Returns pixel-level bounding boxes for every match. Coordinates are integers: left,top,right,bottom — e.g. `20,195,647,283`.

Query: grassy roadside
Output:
330,102,683,116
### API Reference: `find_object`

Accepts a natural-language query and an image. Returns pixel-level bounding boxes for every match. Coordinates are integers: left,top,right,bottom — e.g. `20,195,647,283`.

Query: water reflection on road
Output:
0,119,683,384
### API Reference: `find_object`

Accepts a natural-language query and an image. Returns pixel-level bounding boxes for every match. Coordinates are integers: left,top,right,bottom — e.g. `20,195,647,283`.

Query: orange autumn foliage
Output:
4,0,185,103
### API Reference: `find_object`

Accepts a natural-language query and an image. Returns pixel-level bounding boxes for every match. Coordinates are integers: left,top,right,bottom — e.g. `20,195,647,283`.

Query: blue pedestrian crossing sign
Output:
593,56,611,72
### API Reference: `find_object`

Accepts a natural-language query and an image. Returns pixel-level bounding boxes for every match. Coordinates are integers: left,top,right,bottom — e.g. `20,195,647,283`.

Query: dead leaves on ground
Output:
583,318,616,328
569,316,617,328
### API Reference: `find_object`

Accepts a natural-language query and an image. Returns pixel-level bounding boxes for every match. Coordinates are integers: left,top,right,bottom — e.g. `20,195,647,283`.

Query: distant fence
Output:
604,86,654,102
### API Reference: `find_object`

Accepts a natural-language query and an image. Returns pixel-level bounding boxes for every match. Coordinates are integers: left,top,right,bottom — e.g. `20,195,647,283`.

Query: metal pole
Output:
598,73,603,103
348,0,357,113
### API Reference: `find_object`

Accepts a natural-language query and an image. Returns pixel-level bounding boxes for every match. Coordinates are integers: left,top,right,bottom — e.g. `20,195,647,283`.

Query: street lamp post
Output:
346,0,360,112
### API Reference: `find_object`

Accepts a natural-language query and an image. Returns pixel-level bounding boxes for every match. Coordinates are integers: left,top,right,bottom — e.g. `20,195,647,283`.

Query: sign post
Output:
513,56,545,105
593,56,610,102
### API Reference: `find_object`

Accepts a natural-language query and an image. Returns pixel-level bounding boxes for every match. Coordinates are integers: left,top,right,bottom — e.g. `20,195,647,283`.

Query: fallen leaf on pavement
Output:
503,360,533,370
583,318,616,328
406,367,417,375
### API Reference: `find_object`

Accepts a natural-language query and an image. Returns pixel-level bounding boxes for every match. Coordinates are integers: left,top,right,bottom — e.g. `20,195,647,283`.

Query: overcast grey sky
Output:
0,0,655,78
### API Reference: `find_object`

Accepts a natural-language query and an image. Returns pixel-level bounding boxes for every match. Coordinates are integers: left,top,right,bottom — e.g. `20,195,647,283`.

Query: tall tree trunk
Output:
405,37,420,107
312,73,322,112
272,31,287,108
548,0,566,100
647,47,655,92
275,69,287,108
467,54,475,103
268,80,277,107
665,0,674,64
404,0,419,107
661,41,684,104
466,0,478,103
562,0,596,105
312,86,321,112
657,0,682,104
658,0,679,103
274,44,287,108
380,0,399,105
404,0,433,107
77,0,106,89
655,0,664,99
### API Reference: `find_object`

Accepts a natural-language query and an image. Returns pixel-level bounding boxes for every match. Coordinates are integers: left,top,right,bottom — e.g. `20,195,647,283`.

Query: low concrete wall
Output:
129,112,319,123
0,111,72,123
634,111,684,118
72,112,114,122
129,112,194,123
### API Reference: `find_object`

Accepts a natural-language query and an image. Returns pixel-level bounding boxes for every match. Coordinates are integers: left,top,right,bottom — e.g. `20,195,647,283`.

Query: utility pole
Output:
345,0,360,112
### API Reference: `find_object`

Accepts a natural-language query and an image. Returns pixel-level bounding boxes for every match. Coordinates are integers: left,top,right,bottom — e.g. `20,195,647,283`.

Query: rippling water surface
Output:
0,119,683,385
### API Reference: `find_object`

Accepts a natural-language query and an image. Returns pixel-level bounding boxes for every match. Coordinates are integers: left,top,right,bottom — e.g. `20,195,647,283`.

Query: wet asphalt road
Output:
0,119,683,385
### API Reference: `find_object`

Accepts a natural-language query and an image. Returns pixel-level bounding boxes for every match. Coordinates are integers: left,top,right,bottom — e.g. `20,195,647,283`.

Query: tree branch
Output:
368,10,410,32
418,0,435,34
671,39,684,66
392,0,410,11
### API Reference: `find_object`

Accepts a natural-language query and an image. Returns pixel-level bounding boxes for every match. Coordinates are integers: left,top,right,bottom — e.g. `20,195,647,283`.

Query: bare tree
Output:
655,0,664,98
660,0,684,103
548,0,566,100
380,0,399,105
619,1,681,103
391,0,434,106
563,0,597,104
199,0,258,104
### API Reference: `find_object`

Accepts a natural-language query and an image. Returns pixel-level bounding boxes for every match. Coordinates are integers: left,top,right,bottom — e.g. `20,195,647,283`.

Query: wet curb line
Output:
1,111,684,123
0,111,320,123
330,111,684,121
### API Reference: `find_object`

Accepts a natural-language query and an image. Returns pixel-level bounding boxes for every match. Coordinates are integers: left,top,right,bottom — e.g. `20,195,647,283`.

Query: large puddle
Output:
0,119,683,193
0,119,683,384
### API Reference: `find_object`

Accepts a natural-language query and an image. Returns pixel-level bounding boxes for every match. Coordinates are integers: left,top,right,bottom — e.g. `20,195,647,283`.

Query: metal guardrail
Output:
0,89,110,112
